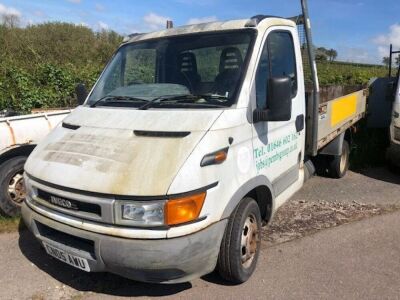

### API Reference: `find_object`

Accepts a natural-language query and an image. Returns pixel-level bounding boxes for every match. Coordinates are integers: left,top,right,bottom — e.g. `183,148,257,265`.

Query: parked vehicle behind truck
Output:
387,64,400,167
22,0,368,283
0,111,70,216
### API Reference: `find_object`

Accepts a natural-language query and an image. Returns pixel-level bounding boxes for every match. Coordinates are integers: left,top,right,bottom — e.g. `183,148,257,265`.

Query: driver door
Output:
251,27,305,200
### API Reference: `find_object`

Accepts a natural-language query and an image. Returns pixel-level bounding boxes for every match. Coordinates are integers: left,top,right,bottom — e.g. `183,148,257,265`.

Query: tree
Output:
382,57,390,67
315,47,338,62
327,49,338,62
315,47,328,62
383,55,400,68
1,13,20,28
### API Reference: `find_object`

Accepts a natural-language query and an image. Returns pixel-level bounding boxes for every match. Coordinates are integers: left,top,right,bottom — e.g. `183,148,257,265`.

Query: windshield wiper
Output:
138,94,198,110
196,94,229,101
157,102,227,108
90,95,148,108
138,94,229,110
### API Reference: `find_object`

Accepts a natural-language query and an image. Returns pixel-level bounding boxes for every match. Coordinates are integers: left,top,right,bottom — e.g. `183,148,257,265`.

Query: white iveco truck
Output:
22,1,367,283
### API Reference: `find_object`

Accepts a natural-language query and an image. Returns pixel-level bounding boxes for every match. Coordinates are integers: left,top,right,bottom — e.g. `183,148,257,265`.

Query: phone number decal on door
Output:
254,133,298,172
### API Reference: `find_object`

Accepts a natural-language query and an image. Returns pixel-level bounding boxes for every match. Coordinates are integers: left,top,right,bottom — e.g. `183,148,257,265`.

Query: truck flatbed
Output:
317,88,367,150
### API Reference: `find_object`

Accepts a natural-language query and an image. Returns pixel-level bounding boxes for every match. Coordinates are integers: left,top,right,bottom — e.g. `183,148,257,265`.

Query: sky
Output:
0,0,399,64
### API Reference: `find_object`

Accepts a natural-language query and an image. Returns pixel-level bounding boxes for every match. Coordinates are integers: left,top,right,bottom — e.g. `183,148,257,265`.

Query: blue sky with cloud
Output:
0,0,399,63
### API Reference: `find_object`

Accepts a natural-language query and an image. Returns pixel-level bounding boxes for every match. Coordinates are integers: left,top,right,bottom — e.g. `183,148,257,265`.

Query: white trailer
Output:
0,111,70,216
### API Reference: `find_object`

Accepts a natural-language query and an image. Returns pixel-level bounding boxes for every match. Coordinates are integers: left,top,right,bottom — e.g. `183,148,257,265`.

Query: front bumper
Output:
22,202,227,283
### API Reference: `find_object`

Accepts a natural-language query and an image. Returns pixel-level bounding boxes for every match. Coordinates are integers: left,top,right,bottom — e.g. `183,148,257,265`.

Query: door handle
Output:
295,114,304,132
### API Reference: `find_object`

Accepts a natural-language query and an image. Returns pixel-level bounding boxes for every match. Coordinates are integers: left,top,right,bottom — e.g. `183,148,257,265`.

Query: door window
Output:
256,31,297,109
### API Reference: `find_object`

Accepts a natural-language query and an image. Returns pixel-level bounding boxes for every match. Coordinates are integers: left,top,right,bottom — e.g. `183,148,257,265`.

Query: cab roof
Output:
124,16,296,44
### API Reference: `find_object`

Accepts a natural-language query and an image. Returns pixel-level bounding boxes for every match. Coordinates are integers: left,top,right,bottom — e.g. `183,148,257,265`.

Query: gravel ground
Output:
263,199,399,245
261,167,400,245
293,167,400,205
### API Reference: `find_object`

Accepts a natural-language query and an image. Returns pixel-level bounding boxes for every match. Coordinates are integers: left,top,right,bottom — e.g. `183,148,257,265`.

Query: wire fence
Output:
295,22,387,88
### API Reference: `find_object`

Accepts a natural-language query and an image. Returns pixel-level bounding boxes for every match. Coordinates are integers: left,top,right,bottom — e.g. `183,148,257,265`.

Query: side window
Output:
256,31,297,109
269,32,297,96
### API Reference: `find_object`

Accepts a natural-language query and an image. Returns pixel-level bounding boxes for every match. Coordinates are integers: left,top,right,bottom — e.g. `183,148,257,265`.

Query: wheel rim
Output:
8,171,25,206
339,147,348,174
240,213,259,269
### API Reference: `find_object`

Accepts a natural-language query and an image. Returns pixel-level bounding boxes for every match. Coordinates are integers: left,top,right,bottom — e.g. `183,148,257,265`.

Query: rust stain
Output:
108,133,195,196
45,140,132,163
6,120,16,145
44,115,53,131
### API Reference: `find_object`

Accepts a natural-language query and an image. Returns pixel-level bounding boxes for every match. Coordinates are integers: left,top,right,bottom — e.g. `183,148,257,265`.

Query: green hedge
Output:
0,22,122,113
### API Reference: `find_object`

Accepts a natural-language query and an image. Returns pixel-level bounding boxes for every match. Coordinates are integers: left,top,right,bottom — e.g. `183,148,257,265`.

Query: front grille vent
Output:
37,189,101,216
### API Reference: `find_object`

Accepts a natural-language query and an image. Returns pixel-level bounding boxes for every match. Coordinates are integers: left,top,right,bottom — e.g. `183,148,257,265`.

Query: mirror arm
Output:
75,83,88,106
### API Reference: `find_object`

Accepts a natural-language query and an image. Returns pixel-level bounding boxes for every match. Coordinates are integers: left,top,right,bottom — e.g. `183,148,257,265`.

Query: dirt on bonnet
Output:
262,199,400,245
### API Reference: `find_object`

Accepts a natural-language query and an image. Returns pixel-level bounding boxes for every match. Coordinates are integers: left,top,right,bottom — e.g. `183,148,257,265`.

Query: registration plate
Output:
43,242,90,272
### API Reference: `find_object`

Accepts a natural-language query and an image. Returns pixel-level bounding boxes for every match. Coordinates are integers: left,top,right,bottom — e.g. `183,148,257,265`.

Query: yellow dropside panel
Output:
331,94,357,127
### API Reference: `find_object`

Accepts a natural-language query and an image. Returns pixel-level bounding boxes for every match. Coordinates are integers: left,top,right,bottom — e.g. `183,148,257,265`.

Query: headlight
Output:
114,192,206,227
115,201,165,227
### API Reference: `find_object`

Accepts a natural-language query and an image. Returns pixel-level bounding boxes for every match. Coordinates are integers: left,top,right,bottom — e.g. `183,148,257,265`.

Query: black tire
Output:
217,197,262,284
0,156,27,217
329,140,350,178
304,159,316,182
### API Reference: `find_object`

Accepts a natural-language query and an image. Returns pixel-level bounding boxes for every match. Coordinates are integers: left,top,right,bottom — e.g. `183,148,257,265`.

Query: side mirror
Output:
75,83,88,105
253,76,292,123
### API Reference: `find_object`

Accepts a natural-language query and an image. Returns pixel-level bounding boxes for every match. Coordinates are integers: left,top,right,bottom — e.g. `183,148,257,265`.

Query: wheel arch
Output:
318,128,353,157
222,175,275,224
0,144,36,167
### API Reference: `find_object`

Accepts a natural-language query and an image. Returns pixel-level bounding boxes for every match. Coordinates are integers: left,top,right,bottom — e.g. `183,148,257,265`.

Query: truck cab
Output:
22,11,365,284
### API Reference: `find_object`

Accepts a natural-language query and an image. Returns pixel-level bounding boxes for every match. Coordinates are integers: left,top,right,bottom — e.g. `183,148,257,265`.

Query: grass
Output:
0,216,23,234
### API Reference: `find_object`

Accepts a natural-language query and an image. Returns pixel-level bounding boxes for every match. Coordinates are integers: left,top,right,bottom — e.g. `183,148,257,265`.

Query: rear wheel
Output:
0,156,27,217
329,140,350,178
217,197,261,284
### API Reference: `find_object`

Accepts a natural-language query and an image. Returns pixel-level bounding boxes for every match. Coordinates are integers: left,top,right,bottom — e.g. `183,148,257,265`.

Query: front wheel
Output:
217,197,261,284
0,156,27,217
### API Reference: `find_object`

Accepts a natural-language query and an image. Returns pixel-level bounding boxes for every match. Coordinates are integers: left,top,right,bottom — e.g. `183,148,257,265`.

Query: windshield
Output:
87,30,255,109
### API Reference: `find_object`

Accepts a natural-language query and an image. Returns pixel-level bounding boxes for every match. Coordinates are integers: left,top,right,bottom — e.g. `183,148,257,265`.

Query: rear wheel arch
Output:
344,128,352,143
0,144,36,166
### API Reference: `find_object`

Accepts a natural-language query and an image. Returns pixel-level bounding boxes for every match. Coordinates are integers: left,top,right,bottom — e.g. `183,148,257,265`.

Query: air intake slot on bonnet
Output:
133,130,190,138
62,122,80,130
